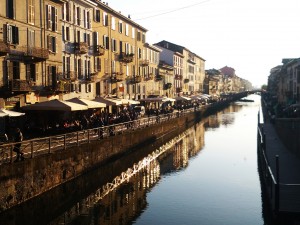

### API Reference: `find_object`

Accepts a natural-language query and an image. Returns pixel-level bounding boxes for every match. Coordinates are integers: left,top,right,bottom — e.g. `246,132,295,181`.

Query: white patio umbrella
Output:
22,99,88,111
66,97,106,109
0,109,25,117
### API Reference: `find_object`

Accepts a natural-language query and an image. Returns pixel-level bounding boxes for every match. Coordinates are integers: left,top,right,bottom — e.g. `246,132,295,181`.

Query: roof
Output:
155,40,206,61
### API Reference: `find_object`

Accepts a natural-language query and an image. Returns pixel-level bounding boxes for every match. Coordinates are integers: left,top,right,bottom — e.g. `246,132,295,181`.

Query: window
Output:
95,57,101,71
137,31,141,41
26,64,36,82
125,24,129,36
28,30,35,47
94,9,100,22
118,21,123,33
28,0,35,24
65,26,70,41
48,35,57,53
111,38,117,52
78,59,82,78
86,84,91,93
125,43,130,54
83,10,91,29
138,48,142,59
6,0,15,19
111,17,115,30
5,25,19,44
111,60,116,73
103,12,108,26
76,7,81,26
47,65,57,87
63,2,71,22
84,33,90,46
93,31,99,46
104,59,109,74
47,5,58,31
132,28,135,39
8,61,20,79
103,35,109,49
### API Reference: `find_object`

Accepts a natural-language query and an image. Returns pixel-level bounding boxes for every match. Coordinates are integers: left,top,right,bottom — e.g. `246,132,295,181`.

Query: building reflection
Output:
205,103,243,129
49,120,206,225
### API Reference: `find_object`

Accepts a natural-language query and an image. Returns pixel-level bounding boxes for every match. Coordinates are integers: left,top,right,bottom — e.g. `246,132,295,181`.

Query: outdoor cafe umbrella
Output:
66,97,106,109
175,96,192,101
116,98,140,105
93,96,122,106
0,108,25,117
22,99,88,111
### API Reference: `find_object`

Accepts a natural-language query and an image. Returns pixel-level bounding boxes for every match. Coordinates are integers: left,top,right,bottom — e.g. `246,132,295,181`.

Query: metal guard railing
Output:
0,108,199,165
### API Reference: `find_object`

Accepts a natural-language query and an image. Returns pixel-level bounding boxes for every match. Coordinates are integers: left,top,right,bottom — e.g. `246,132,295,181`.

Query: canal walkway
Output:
259,101,300,217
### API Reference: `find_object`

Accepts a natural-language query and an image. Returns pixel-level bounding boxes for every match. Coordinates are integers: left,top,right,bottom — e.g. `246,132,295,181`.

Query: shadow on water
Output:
0,96,279,225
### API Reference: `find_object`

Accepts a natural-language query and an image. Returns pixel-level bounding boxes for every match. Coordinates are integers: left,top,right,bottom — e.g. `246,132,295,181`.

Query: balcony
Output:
155,75,164,81
175,74,183,80
23,46,49,63
176,87,182,93
0,40,9,56
119,52,134,63
66,71,77,81
56,80,70,92
164,83,172,90
140,59,149,66
85,73,98,83
94,45,105,56
145,73,154,81
8,79,32,92
111,72,125,83
75,42,88,54
127,75,142,84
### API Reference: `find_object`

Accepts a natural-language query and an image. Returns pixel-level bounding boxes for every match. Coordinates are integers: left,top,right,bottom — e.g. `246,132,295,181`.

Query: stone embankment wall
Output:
274,118,300,158
0,110,201,211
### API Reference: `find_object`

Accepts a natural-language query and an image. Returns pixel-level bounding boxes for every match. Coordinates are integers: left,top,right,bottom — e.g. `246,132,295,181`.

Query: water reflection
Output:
49,102,245,225
0,97,263,225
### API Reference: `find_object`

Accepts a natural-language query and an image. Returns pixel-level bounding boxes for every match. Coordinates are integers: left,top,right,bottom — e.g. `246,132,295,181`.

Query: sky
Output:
105,0,300,87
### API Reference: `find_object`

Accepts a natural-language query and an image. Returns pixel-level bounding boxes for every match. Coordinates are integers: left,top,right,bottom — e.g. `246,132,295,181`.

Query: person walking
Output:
13,128,24,162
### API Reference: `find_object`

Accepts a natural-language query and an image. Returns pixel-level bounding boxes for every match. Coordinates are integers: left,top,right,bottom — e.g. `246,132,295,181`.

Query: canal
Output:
0,94,266,225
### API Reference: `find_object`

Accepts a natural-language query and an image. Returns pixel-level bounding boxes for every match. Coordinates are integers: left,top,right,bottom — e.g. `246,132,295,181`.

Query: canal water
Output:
0,94,266,225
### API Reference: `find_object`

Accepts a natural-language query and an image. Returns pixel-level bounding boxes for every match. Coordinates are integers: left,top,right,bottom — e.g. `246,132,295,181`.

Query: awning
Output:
66,97,106,108
141,97,165,102
162,97,176,102
141,97,175,102
175,96,192,101
93,97,122,106
0,109,25,117
118,98,140,105
22,99,88,111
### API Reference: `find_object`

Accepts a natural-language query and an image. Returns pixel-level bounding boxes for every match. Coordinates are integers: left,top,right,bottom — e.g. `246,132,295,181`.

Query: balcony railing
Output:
140,59,149,66
119,52,134,63
56,80,70,92
85,73,98,83
75,42,88,54
164,83,172,90
155,75,164,81
126,75,142,84
8,79,32,92
145,74,154,81
176,87,182,93
0,40,9,56
184,78,189,83
111,73,125,83
175,74,183,80
94,45,105,56
24,46,49,62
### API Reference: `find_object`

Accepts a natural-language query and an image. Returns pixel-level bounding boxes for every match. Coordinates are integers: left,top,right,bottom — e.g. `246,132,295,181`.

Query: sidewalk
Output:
262,107,300,213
